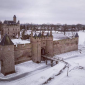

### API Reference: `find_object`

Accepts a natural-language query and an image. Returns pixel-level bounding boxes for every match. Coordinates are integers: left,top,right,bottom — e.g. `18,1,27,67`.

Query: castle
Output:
0,15,79,75
0,30,78,75
1,15,20,39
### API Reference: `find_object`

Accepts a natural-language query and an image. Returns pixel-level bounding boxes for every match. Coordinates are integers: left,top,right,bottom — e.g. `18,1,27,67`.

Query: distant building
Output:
1,15,20,39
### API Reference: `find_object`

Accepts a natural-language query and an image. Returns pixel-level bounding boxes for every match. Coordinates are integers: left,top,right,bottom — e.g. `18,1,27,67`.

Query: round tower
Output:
31,33,41,63
13,15,16,23
30,30,33,43
46,32,53,57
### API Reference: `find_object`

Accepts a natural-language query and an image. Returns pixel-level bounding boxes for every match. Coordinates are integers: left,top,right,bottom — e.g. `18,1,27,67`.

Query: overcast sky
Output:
0,0,85,24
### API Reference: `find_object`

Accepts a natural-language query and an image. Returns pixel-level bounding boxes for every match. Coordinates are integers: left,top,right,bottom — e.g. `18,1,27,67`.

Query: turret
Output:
50,30,52,36
46,32,53,57
42,30,44,36
75,33,79,37
0,34,15,75
13,15,16,23
31,33,41,63
74,33,79,50
30,30,33,43
17,20,20,24
31,30,33,37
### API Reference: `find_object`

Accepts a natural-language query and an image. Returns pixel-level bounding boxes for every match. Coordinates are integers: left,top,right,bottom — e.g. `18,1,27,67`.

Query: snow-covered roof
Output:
12,39,30,45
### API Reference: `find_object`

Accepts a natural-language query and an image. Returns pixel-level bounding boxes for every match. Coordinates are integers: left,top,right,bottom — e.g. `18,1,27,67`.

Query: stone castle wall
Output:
41,37,53,56
14,37,78,64
1,24,20,39
0,45,15,75
53,37,78,55
14,43,32,64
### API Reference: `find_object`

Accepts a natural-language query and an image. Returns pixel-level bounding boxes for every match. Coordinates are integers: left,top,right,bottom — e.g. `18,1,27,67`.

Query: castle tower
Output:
13,15,16,23
42,30,44,36
75,33,79,50
17,20,20,24
46,32,53,57
30,30,33,43
0,34,15,75
31,33,41,63
50,30,52,36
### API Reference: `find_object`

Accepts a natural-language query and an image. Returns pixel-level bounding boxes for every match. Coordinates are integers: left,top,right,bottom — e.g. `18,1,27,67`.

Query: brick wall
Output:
14,43,32,64
0,45,15,75
1,24,20,39
31,38,41,63
53,37,78,55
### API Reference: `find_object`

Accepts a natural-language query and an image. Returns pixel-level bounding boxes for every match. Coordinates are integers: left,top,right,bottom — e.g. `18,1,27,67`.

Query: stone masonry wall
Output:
1,24,20,39
46,37,53,56
0,45,15,75
14,43,32,64
53,37,78,55
31,38,41,63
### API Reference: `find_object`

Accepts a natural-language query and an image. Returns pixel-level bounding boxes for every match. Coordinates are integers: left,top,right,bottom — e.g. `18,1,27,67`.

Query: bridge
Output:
41,55,61,67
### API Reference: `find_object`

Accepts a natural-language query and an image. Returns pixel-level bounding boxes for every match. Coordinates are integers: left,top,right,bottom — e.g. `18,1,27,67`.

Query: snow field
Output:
0,30,85,85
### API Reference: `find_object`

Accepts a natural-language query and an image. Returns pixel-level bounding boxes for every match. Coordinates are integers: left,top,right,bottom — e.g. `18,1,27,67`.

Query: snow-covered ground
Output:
47,51,85,85
0,30,85,85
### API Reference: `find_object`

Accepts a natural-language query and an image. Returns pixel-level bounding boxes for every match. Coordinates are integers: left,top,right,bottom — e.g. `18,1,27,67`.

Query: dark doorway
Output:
0,60,3,73
41,48,45,55
0,61,1,72
41,48,45,61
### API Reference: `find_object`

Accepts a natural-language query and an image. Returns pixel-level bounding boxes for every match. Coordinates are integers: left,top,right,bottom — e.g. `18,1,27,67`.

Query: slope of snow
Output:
0,61,65,85
47,55,85,85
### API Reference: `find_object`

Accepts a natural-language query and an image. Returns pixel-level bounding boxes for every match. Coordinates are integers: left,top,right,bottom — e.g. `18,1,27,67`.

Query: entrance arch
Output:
41,48,46,61
41,48,45,55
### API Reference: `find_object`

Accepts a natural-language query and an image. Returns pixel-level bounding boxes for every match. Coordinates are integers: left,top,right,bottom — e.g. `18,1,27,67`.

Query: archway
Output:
41,48,46,61
41,48,45,55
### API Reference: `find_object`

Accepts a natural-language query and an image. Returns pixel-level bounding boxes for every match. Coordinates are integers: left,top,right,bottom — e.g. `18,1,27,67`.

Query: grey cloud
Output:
0,0,85,24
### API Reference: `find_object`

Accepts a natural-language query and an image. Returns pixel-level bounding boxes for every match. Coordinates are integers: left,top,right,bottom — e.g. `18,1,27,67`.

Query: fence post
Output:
51,60,53,67
46,58,47,65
